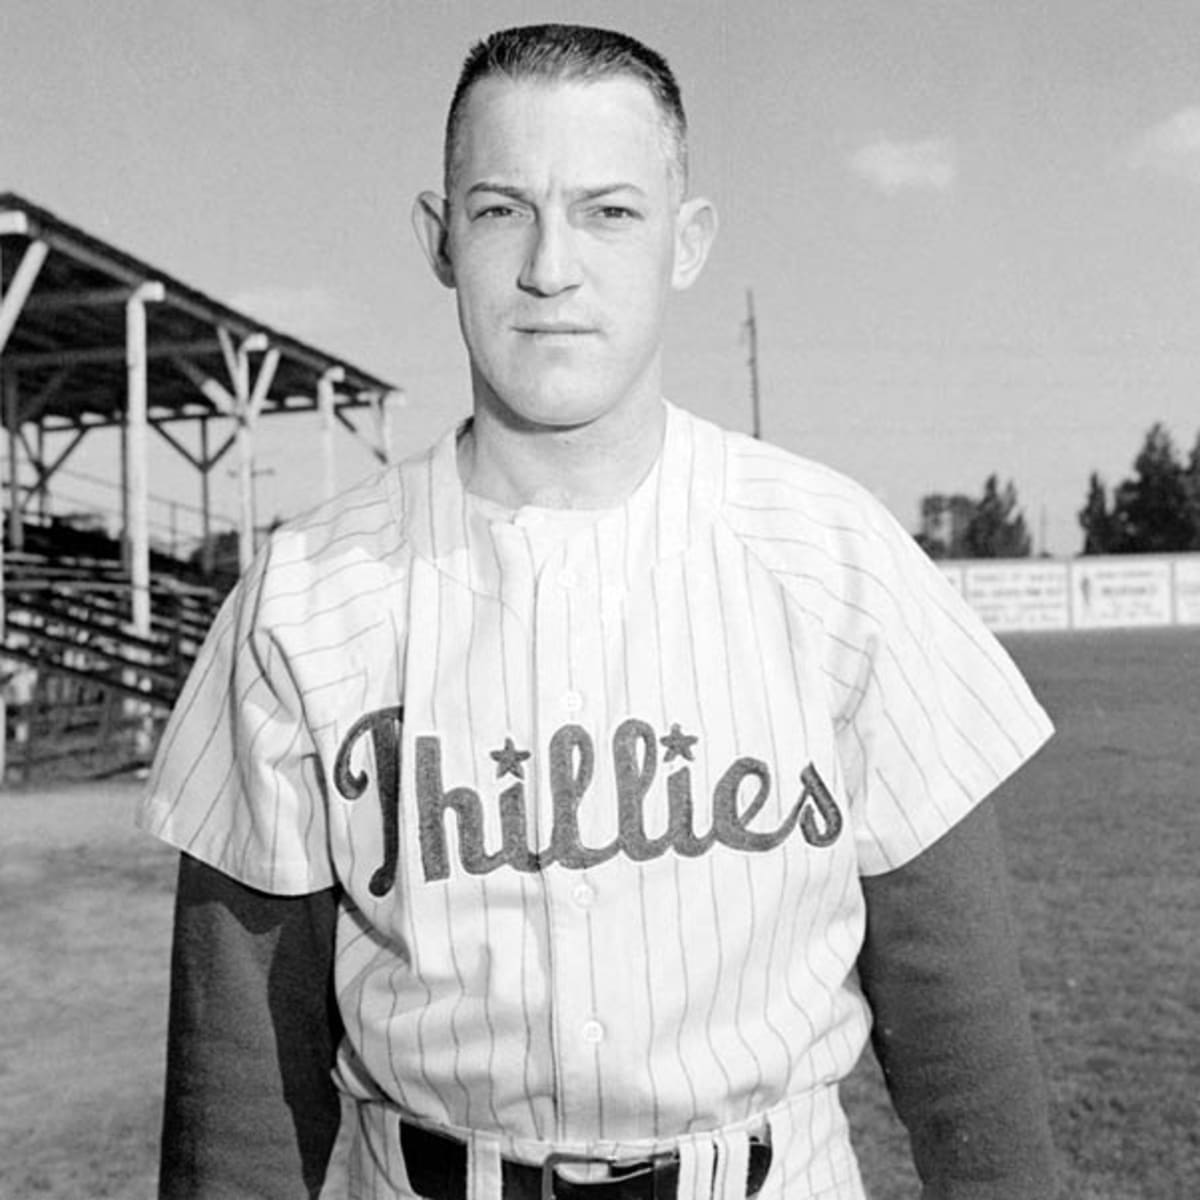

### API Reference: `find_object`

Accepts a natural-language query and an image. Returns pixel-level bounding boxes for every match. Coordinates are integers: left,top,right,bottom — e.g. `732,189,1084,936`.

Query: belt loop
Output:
713,1128,751,1200
467,1130,502,1200
677,1138,716,1199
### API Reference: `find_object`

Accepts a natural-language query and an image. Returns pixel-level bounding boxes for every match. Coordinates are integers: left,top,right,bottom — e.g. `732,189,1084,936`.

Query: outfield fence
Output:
940,552,1200,633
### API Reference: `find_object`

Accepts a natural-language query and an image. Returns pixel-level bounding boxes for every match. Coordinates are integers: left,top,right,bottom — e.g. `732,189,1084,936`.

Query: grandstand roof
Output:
0,191,398,431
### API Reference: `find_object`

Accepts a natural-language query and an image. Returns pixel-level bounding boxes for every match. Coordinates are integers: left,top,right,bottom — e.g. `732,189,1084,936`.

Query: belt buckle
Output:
540,1151,653,1200
540,1152,592,1200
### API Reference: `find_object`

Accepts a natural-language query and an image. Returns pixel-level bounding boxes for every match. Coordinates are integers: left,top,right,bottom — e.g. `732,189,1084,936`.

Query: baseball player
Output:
139,23,1057,1200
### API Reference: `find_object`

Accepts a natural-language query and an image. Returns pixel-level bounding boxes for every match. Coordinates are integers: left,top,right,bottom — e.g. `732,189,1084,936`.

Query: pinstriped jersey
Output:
138,400,1052,1197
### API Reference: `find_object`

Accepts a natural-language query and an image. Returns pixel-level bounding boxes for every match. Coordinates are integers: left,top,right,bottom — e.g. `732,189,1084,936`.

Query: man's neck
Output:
458,396,667,511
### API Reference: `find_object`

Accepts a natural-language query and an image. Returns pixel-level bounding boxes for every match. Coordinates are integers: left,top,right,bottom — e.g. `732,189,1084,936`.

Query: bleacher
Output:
2,515,232,782
0,192,399,784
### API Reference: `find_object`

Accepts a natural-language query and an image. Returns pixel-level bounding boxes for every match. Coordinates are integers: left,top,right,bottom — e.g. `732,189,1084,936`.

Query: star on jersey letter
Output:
660,723,699,763
491,736,531,780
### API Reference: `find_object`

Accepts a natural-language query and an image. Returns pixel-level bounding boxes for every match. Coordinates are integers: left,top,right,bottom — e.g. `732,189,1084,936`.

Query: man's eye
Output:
596,206,638,221
474,204,520,220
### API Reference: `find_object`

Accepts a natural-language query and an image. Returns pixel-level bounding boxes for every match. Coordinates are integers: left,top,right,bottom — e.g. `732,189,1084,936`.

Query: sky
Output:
4,0,1200,556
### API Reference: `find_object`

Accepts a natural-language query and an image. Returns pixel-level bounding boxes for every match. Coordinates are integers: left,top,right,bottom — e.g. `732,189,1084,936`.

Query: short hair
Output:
444,23,689,196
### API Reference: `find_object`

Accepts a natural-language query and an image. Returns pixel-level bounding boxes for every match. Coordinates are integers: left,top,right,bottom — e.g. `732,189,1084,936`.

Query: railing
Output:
2,545,226,782
4,466,241,567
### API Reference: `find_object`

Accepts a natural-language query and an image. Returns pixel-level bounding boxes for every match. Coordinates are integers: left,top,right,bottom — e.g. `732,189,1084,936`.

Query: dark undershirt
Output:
157,797,1055,1200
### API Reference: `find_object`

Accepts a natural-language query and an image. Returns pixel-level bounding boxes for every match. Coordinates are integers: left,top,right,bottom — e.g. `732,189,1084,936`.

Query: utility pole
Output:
744,288,762,439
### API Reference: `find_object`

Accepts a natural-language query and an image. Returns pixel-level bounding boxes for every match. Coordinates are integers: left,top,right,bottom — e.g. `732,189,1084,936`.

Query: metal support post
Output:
199,417,214,575
234,337,260,572
126,281,164,637
4,371,22,552
318,366,344,501
233,334,277,572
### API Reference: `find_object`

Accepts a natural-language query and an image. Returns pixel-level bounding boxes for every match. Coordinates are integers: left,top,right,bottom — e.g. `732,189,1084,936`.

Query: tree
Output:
915,492,975,559
916,477,1030,559
1109,423,1192,553
1078,471,1119,555
962,474,1032,559
1186,432,1200,550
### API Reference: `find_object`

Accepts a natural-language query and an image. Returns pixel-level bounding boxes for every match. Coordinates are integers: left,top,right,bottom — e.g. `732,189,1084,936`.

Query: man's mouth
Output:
514,323,596,335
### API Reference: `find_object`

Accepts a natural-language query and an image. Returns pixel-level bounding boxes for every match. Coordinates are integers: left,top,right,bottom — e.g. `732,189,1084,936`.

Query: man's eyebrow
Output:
574,183,648,201
463,182,649,201
464,182,528,201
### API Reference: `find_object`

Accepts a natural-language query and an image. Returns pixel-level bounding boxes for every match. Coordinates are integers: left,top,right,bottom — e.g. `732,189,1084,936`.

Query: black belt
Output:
400,1120,772,1200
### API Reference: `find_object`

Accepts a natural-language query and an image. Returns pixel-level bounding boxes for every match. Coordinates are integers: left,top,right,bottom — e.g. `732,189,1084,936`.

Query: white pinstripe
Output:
139,401,1052,1198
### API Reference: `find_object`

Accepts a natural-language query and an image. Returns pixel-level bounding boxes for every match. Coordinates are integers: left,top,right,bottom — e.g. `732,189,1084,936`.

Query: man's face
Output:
422,75,708,431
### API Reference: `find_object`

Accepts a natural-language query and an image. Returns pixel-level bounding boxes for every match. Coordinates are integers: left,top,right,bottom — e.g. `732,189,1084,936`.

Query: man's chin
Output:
483,388,618,433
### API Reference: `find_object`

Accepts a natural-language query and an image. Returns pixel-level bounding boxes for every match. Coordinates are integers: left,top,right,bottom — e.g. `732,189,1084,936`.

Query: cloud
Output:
1126,107,1200,184
848,138,957,195
228,283,363,345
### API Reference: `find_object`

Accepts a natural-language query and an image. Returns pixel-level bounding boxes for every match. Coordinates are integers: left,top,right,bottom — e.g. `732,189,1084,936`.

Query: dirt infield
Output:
2,627,1198,1198
1,778,173,1198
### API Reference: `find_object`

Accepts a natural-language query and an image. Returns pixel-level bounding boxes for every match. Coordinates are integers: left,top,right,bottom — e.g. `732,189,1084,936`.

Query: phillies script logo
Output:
333,707,843,894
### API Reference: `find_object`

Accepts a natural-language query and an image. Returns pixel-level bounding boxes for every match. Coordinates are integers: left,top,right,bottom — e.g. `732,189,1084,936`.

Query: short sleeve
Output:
136,549,334,895
824,502,1053,877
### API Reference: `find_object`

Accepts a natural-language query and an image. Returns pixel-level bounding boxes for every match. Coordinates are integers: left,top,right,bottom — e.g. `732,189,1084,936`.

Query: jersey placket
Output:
525,517,614,1142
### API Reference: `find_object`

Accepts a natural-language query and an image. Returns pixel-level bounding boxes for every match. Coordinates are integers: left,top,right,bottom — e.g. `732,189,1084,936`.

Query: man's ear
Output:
672,197,718,291
412,191,456,288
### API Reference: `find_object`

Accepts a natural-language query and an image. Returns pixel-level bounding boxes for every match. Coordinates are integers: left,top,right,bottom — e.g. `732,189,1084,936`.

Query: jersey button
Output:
571,882,596,909
558,568,578,590
562,690,584,714
581,1019,605,1045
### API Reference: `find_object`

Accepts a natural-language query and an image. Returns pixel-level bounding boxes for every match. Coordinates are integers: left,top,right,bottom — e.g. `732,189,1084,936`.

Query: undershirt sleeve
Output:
159,853,343,1200
857,798,1057,1199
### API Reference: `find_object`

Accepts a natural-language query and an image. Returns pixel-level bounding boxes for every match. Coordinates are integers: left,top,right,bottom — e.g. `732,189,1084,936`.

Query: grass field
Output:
1,627,1198,1198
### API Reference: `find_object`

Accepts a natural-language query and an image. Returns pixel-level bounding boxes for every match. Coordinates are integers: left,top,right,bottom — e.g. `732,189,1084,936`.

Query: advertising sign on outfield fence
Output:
1070,559,1172,628
963,562,1070,632
1173,557,1200,625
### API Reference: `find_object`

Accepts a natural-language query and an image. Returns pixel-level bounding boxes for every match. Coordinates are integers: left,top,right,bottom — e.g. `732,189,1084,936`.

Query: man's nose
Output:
518,214,583,296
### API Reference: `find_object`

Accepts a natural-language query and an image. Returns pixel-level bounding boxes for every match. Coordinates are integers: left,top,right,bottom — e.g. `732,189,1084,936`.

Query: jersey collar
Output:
400,400,725,597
